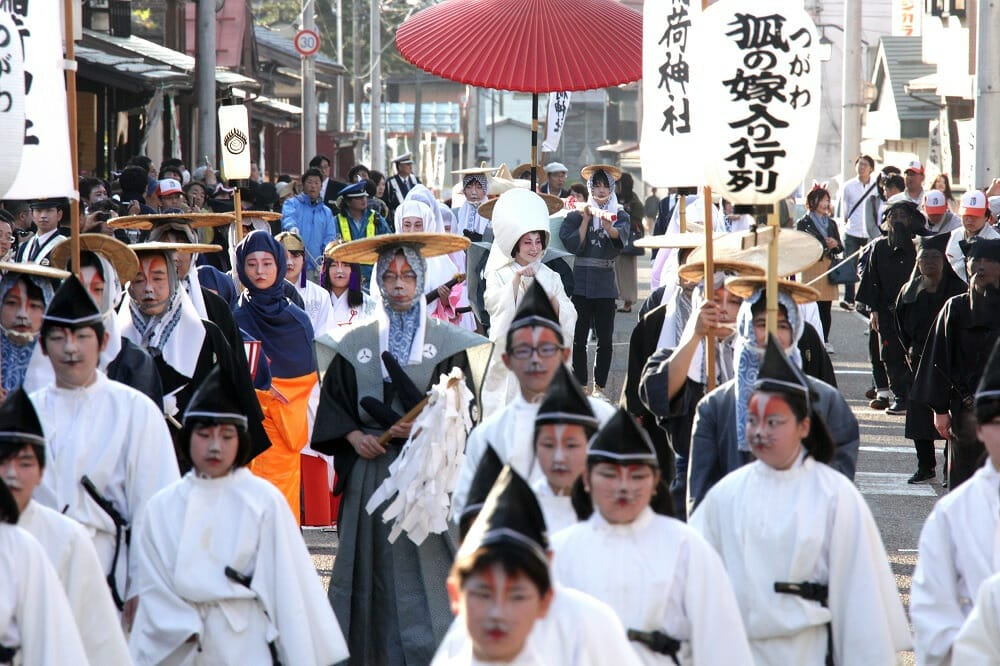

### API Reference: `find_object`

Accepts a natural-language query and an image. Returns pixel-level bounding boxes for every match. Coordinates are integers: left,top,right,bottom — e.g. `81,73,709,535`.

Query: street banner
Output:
3,3,75,199
542,92,571,152
218,104,251,180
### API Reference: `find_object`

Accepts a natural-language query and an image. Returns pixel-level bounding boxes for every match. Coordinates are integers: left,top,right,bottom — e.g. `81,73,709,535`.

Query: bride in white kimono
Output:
690,335,911,665
481,190,576,417
128,367,349,666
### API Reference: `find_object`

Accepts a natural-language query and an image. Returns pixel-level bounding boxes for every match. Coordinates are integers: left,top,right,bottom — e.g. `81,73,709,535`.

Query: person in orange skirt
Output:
233,230,318,523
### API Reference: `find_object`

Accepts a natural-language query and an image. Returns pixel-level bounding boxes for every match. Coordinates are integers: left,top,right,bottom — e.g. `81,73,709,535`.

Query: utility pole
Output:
352,0,361,135
840,0,863,182
413,76,423,174
370,0,383,172
302,0,317,170
196,0,217,166
974,0,1000,185
334,0,344,133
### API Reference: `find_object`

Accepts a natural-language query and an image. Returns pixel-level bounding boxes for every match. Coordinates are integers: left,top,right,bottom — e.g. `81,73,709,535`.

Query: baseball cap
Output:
959,190,988,217
904,160,924,175
924,190,947,215
156,178,183,197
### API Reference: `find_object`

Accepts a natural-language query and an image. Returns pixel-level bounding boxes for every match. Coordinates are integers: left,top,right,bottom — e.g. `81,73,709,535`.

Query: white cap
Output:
156,178,183,196
924,190,947,214
960,190,988,216
544,162,568,174
394,152,414,164
904,160,924,174
886,192,910,206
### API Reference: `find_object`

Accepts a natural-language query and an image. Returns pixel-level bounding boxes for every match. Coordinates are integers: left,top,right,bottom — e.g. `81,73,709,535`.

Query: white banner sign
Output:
640,0,702,187
2,3,74,200
542,92,571,152
690,0,821,205
218,105,251,180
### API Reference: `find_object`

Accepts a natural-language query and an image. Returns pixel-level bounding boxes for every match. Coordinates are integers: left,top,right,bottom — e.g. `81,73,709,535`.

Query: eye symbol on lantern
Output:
224,129,248,155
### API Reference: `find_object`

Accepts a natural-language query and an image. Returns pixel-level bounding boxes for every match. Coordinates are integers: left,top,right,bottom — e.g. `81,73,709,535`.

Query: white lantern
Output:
218,105,251,181
689,0,821,205
0,11,25,199
640,0,704,188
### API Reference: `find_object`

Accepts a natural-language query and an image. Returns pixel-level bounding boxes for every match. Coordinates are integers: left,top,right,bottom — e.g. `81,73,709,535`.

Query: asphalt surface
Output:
306,261,939,662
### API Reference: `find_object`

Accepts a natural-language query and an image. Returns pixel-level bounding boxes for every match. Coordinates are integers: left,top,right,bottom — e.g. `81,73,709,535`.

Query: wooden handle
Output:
376,375,462,445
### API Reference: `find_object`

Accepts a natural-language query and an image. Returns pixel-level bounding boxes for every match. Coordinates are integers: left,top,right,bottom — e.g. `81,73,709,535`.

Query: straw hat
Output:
635,232,712,249
724,276,820,304
580,164,622,182
452,166,496,176
511,163,539,179
687,229,823,277
108,212,237,231
128,242,223,255
328,232,471,265
0,261,70,280
48,235,139,282
478,192,564,220
677,259,766,284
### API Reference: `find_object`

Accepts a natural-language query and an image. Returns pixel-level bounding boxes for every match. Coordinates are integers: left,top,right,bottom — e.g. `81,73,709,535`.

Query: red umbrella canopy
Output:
396,0,643,93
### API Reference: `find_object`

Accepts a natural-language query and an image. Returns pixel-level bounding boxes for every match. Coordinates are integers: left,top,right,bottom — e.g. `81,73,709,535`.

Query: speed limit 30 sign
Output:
294,29,321,57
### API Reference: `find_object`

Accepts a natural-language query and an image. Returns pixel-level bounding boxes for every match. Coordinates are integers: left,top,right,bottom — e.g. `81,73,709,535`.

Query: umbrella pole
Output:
65,0,80,278
530,93,539,191
766,205,780,335
704,186,715,390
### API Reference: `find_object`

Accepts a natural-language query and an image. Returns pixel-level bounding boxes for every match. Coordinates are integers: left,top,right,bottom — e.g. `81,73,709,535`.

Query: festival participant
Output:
118,242,267,458
0,262,64,397
685,278,859,515
233,230,317,523
277,230,332,334
312,232,487,664
127,367,349,665
30,276,179,618
690,336,911,663
551,408,754,664
319,240,375,330
912,238,1000,488
559,164,630,399
14,197,68,264
0,479,89,665
912,339,1000,664
453,280,614,516
481,190,576,415
453,168,493,241
945,190,999,282
952,570,1000,662
895,232,967,484
531,364,598,533
26,235,163,407
0,388,130,664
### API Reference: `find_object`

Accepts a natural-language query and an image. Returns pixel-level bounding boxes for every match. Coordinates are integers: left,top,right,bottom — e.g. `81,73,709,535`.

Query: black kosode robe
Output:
106,337,165,410
312,316,486,666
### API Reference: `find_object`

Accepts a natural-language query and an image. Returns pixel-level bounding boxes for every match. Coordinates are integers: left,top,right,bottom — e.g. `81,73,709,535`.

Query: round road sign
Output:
294,29,321,57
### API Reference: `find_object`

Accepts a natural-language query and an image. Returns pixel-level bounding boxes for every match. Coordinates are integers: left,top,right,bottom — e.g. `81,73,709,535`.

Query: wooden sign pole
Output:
704,186,716,390
766,205,780,335
64,0,80,278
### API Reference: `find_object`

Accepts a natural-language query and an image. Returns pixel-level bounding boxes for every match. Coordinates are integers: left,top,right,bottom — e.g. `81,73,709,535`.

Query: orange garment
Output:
250,373,316,523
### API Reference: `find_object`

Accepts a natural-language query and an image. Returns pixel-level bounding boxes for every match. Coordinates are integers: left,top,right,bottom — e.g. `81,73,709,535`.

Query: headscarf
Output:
0,274,54,392
375,244,426,368
586,169,620,232
899,241,964,305
456,178,490,237
233,230,315,379
393,197,458,292
733,288,804,452
685,275,737,385
196,264,237,307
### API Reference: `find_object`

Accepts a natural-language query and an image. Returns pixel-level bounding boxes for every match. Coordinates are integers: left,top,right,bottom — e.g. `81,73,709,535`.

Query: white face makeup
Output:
458,562,546,663
746,392,807,470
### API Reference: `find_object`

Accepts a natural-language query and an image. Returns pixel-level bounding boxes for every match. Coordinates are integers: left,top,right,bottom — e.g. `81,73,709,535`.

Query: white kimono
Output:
481,263,577,418
911,463,1000,665
433,584,642,666
30,371,179,601
953,570,1000,663
292,278,333,335
690,454,911,665
531,477,577,534
18,500,130,665
129,468,349,666
452,392,615,519
551,507,752,665
0,524,89,665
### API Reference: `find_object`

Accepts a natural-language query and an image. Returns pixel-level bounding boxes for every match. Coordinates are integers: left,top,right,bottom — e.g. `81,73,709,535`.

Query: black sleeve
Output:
106,338,165,411
798,323,837,388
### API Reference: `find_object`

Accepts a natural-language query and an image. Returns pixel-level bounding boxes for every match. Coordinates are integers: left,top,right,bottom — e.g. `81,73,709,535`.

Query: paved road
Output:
306,261,941,662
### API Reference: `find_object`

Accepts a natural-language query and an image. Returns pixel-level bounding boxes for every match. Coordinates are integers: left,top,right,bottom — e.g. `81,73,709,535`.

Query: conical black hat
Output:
459,465,548,566
183,366,249,431
754,334,811,401
961,238,1000,262
509,279,562,341
42,275,102,328
536,364,598,429
0,389,45,447
916,232,950,255
586,407,658,467
976,338,1000,403
459,444,504,538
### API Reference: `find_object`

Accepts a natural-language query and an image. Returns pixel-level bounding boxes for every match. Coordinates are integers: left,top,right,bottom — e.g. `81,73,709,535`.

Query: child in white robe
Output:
953,569,1000,662
551,408,753,665
690,335,911,665
128,367,349,665
912,338,1000,665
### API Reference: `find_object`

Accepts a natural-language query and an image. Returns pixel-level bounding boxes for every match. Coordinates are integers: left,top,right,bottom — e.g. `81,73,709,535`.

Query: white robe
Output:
551,507,752,665
0,524,89,665
452,391,615,519
481,263,577,418
911,463,1000,665
30,371,179,600
321,289,376,333
129,468,349,666
18,500,130,665
433,584,641,666
531,477,577,534
953,570,1000,664
292,278,333,336
689,454,911,665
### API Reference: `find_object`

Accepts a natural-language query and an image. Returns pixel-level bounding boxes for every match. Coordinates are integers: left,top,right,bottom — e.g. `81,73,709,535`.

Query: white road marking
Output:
856,472,937,496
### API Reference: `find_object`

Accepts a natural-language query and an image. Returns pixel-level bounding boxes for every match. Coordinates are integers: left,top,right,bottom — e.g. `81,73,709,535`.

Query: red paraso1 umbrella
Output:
395,0,642,188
